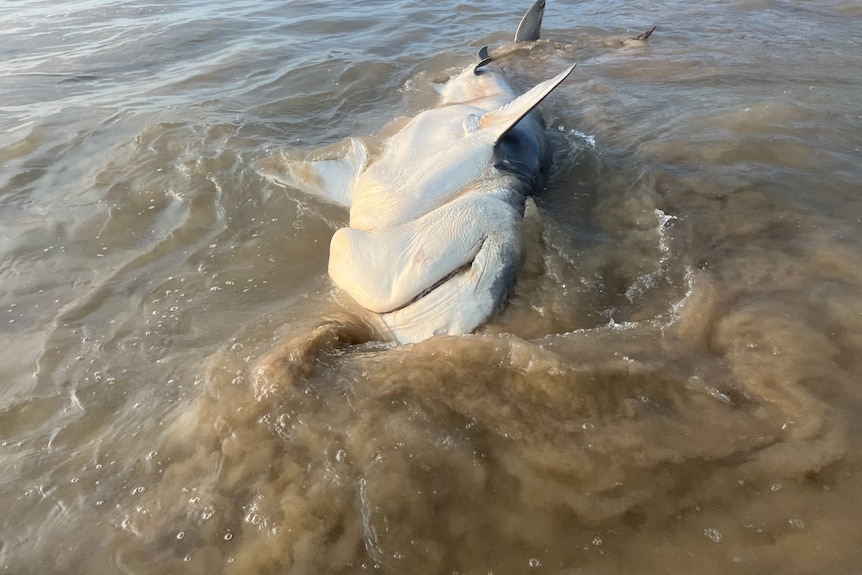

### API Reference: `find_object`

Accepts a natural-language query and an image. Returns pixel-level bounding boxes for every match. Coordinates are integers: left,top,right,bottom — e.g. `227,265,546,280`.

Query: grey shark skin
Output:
514,0,545,42
260,0,573,344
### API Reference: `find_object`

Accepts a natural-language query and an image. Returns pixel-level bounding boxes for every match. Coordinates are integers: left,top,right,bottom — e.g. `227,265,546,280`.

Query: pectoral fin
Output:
473,64,576,144
256,137,368,208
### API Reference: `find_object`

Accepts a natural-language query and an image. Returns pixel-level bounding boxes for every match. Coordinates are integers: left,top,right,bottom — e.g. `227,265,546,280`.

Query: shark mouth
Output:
387,261,473,314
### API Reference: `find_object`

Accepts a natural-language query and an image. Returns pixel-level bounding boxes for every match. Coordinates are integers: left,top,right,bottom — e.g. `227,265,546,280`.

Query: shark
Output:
260,0,575,343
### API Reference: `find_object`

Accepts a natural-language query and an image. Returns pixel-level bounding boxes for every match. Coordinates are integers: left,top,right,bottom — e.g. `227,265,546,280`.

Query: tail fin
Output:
514,0,546,42
634,26,656,41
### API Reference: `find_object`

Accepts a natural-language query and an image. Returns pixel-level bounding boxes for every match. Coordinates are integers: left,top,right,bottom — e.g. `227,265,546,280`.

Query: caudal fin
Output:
634,26,656,41
514,0,546,42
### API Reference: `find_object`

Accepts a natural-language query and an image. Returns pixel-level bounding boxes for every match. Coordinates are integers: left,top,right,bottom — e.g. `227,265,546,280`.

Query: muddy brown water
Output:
1,0,861,573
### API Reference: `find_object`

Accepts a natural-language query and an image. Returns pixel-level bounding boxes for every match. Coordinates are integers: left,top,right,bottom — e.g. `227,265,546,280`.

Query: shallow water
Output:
2,0,862,573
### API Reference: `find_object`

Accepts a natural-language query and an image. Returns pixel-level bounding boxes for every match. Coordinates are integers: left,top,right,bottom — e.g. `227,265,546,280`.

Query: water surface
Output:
1,0,862,573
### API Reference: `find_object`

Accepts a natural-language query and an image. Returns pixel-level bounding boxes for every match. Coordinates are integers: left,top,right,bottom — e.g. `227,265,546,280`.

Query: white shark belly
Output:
378,184,524,343
328,65,574,339
348,104,498,231
330,166,528,315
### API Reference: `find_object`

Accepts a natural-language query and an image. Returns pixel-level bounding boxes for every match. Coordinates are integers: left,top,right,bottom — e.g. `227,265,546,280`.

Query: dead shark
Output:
260,0,575,343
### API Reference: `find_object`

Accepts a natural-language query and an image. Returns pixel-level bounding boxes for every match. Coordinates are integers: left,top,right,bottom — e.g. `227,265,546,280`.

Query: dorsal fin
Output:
470,64,575,142
514,0,546,42
478,45,490,61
